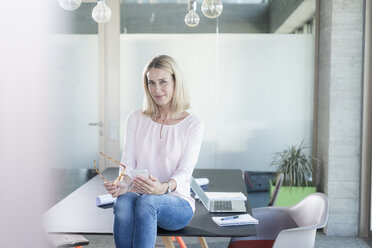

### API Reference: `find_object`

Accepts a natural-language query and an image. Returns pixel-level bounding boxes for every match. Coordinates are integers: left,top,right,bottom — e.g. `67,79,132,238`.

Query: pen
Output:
221,215,239,221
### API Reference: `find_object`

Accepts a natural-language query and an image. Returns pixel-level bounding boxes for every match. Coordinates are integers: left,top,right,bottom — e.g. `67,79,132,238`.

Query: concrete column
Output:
360,0,372,237
316,0,364,236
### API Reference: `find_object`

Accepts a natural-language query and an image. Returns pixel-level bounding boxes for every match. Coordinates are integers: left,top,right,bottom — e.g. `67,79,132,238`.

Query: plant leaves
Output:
271,141,315,187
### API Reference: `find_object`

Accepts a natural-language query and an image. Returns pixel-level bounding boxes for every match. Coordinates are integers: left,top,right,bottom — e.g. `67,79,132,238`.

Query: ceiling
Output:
124,0,266,3
82,0,267,3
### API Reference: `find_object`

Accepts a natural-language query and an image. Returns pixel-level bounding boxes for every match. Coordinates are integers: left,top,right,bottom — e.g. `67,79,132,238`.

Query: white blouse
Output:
119,109,204,212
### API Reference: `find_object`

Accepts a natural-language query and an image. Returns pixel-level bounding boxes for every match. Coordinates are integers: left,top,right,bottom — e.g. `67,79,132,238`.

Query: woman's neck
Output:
159,110,173,122
158,105,172,121
151,108,189,127
155,106,187,124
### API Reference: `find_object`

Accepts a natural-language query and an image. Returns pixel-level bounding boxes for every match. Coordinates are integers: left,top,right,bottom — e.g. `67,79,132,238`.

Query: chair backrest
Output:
273,192,329,248
268,173,284,206
289,192,328,228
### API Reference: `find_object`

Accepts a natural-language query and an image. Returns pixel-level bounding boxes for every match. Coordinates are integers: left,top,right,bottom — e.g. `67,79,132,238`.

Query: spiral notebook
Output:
212,213,258,227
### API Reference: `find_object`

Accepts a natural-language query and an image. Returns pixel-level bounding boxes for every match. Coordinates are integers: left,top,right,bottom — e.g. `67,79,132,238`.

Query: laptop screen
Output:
190,177,210,207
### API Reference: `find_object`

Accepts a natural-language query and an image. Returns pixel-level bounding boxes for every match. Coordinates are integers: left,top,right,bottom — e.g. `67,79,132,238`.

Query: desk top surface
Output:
43,168,257,237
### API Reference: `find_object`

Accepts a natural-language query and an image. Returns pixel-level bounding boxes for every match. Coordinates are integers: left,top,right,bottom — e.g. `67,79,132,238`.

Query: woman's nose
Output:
155,84,162,91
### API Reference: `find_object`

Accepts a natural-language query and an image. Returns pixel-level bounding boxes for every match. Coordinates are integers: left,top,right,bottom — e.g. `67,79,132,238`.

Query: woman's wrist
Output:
163,180,176,194
162,182,169,194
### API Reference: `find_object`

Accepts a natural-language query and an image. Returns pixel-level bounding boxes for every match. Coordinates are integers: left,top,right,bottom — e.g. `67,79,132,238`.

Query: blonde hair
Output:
142,55,190,117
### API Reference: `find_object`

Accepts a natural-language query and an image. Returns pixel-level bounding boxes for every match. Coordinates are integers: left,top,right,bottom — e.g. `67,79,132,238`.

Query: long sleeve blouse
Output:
119,109,204,212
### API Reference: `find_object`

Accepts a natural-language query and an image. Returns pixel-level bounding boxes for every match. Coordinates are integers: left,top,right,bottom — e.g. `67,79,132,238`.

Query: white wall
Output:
120,34,314,171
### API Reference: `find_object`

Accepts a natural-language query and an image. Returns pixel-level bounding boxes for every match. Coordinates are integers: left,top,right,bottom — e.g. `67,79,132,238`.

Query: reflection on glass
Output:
185,10,200,27
58,0,81,11
185,0,200,27
201,0,223,19
92,0,112,23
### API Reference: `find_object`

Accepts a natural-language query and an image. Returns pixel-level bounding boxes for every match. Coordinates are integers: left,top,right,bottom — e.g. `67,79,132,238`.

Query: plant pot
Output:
269,180,316,207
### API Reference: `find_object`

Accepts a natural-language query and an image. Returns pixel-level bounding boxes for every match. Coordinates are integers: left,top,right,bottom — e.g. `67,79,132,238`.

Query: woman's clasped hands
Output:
104,174,168,197
132,174,167,195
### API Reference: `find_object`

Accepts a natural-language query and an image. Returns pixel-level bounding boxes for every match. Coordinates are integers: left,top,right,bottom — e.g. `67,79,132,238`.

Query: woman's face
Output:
147,68,175,108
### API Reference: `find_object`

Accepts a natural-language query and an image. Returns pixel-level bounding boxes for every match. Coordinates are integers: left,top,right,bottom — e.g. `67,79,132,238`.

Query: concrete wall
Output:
317,0,364,236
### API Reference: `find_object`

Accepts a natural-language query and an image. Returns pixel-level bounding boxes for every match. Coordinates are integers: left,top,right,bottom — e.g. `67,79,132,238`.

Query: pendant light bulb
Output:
185,0,200,27
185,10,200,27
92,0,112,23
58,0,81,11
201,0,223,19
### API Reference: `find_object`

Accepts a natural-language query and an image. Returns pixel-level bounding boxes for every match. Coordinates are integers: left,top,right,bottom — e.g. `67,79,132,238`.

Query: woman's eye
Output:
148,81,154,85
160,81,167,84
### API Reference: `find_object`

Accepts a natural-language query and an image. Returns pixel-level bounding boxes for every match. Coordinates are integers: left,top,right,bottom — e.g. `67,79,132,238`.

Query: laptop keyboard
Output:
213,201,232,211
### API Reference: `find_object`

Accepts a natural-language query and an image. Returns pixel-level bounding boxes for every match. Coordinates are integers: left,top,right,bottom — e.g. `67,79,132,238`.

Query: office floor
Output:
82,233,372,248
48,169,372,248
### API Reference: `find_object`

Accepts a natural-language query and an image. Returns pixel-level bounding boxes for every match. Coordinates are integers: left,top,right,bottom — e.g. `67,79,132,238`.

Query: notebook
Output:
190,177,247,213
212,213,259,227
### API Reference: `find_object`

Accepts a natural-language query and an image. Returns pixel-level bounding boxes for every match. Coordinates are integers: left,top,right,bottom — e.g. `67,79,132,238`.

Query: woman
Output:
104,55,203,248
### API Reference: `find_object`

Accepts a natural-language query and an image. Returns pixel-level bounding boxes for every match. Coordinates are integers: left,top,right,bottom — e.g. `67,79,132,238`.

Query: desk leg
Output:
198,237,209,248
161,237,175,248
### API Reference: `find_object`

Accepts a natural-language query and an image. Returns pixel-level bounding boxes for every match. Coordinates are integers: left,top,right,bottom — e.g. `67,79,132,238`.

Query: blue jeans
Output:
113,192,193,248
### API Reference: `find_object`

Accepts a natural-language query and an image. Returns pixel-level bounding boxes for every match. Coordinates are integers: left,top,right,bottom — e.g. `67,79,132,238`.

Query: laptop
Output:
190,177,247,213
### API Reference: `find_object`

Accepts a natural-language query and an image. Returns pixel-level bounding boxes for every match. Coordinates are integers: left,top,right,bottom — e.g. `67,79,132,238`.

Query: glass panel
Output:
47,34,99,168
48,3,99,169
119,1,314,171
120,2,269,34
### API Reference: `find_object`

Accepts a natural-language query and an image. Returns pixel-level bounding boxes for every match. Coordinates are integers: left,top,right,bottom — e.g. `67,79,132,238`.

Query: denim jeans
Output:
113,192,193,248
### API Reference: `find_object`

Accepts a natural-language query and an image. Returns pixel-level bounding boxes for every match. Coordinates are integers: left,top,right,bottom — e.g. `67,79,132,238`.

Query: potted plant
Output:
269,141,317,206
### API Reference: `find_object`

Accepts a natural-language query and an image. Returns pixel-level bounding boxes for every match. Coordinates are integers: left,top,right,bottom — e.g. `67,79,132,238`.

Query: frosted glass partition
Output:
47,35,99,168
120,34,314,171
